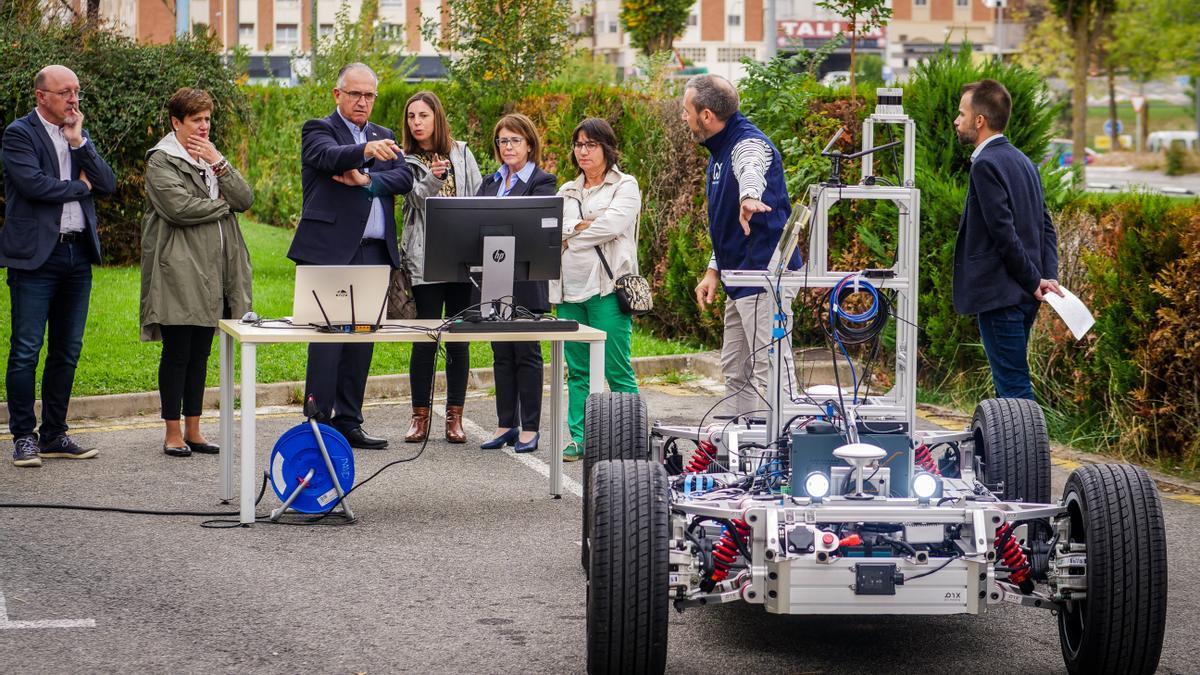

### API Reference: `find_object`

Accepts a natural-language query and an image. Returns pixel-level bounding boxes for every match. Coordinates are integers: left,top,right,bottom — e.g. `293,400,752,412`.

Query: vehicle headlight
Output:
805,471,831,501
911,472,942,502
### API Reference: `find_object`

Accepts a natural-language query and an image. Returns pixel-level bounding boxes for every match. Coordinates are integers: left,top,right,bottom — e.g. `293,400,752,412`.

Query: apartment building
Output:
68,0,1023,81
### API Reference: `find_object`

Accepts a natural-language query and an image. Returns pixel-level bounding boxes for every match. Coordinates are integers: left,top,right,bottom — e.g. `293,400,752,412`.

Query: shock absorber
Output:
686,440,718,474
710,518,752,585
995,523,1034,593
914,444,940,475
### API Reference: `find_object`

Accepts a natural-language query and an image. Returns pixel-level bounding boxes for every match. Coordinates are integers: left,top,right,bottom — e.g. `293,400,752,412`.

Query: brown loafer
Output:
405,406,431,443
445,405,466,443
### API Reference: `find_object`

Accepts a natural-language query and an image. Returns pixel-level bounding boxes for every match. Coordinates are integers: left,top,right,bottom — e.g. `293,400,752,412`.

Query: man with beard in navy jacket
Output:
953,79,1061,401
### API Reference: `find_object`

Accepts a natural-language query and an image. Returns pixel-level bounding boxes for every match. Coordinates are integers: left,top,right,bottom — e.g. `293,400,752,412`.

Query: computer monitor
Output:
424,196,565,317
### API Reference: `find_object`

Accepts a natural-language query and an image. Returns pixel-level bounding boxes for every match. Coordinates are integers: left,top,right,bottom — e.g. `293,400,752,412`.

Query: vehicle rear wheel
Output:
587,459,670,675
972,397,1051,504
581,392,649,574
1057,463,1167,674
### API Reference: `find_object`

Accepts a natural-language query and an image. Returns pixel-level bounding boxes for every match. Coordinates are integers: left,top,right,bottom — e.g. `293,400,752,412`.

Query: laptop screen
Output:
292,265,391,326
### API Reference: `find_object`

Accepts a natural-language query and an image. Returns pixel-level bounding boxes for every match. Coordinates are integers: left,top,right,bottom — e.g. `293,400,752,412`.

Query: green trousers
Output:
557,293,638,445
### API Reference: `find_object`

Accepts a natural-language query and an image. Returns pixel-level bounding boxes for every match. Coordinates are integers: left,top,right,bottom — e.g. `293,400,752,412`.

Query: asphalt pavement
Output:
1,382,1198,674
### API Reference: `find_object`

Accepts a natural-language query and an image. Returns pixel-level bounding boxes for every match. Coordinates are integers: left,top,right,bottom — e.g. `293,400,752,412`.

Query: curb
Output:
0,348,857,425
916,402,1200,497
0,352,724,425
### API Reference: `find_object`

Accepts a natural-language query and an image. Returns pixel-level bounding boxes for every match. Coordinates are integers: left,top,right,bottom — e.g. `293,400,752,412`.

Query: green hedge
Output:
0,19,245,265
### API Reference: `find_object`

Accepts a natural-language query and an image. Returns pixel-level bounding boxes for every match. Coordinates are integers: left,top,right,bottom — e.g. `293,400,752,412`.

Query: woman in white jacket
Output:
399,91,482,443
552,118,642,461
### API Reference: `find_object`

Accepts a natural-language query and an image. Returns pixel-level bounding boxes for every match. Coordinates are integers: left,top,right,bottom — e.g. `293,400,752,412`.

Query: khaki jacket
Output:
139,149,254,341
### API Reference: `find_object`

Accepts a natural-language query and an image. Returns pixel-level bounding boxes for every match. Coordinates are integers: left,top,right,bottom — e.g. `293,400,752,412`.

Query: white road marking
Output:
0,592,95,630
437,410,585,498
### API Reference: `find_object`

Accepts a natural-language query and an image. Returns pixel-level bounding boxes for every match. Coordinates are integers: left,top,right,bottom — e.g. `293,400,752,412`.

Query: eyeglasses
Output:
495,137,525,148
573,141,600,153
39,88,84,100
338,90,378,102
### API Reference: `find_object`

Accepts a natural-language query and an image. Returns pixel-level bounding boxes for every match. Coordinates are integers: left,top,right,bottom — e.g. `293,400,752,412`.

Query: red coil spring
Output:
686,441,718,474
914,444,940,475
710,518,752,584
995,523,1034,592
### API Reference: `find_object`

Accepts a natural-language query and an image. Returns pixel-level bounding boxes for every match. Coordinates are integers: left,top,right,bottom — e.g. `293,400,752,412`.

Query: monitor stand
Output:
479,235,515,319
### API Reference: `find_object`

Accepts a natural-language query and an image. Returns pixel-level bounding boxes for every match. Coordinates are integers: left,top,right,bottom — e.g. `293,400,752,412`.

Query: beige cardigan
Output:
551,166,642,304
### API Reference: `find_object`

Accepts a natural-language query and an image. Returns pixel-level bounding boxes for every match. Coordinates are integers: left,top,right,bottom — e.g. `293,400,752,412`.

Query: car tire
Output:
581,392,649,574
587,459,670,675
1057,463,1167,674
972,398,1051,504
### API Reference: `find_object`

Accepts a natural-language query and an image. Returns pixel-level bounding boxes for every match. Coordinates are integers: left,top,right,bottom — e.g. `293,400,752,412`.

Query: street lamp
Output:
982,0,1007,62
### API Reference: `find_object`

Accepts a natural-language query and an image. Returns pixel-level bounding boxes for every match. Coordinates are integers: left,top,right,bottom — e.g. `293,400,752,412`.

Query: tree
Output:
619,0,692,56
1050,0,1115,181
432,0,573,94
310,0,406,87
816,0,891,95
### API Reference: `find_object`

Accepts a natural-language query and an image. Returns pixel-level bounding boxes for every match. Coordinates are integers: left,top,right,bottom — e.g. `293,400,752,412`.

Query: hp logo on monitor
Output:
492,250,506,263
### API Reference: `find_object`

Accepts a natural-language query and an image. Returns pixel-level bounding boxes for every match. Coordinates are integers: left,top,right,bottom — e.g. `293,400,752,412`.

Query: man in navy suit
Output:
1,65,115,467
287,63,413,449
953,79,1061,401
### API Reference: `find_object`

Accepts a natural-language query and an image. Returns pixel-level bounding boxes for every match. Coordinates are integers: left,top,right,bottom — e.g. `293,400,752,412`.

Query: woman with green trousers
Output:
552,118,642,461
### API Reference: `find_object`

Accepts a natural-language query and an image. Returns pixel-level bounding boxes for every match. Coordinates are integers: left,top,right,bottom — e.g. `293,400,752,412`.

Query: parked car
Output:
1147,130,1198,153
1046,138,1097,167
820,70,850,87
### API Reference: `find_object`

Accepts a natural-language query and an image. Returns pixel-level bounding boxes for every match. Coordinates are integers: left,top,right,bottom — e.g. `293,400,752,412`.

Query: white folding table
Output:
217,319,608,524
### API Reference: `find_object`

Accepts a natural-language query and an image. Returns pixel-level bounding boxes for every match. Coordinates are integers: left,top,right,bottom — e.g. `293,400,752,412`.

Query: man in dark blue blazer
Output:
1,65,115,467
287,63,413,449
953,79,1061,401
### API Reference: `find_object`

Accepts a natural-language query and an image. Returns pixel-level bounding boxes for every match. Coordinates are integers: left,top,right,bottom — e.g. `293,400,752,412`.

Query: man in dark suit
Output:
953,78,1062,401
288,63,413,449
1,65,115,468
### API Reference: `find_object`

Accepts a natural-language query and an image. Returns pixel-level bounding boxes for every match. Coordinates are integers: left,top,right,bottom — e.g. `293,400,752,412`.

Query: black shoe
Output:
185,439,220,454
340,426,388,450
39,434,99,459
163,444,191,457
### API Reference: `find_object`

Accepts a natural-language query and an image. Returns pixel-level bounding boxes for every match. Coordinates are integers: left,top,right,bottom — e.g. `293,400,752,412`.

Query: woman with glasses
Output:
476,113,557,453
140,87,253,457
399,91,483,443
552,118,641,462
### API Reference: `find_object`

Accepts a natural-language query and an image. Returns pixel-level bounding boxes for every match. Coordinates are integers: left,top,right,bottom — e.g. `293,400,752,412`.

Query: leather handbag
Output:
386,264,418,320
594,246,652,316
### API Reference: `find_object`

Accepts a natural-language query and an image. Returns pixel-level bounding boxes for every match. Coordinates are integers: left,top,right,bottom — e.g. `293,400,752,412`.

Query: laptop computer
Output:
292,265,391,332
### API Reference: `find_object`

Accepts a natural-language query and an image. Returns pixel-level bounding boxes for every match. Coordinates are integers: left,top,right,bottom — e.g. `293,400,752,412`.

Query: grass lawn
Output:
1085,104,1196,146
0,216,701,398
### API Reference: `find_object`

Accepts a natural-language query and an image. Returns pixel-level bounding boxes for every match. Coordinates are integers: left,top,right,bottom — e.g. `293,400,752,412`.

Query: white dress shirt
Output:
35,109,85,234
337,110,385,241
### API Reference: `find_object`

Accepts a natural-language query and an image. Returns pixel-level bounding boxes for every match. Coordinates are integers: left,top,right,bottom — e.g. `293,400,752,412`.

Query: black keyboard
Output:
446,318,580,333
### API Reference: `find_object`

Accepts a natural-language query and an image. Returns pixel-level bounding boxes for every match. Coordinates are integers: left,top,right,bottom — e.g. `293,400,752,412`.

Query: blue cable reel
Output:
269,422,355,514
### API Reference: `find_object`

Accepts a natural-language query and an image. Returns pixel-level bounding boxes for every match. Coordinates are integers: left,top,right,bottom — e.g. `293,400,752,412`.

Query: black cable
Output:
906,554,962,582
1,472,271,518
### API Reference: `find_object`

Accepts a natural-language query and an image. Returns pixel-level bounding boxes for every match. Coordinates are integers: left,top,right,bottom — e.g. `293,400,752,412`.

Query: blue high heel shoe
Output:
514,432,540,454
481,427,519,449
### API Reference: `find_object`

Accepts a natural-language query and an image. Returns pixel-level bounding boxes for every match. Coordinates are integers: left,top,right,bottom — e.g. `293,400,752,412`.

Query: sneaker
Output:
563,442,584,463
38,434,98,460
12,436,42,467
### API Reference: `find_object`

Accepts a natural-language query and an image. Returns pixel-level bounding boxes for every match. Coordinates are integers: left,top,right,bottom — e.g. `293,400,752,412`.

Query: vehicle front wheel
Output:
1057,463,1167,674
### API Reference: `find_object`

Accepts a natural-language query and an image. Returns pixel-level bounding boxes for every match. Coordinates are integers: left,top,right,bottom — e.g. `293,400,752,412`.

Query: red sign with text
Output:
778,19,887,45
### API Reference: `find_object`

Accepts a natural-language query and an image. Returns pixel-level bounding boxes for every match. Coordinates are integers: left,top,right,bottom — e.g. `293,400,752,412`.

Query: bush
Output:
0,18,246,265
1164,143,1186,176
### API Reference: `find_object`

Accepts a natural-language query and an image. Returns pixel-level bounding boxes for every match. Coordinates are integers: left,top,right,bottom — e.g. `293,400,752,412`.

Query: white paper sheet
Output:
1044,286,1095,340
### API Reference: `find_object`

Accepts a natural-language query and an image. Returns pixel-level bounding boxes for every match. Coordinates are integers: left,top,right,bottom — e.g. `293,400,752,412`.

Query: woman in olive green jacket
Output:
140,88,253,458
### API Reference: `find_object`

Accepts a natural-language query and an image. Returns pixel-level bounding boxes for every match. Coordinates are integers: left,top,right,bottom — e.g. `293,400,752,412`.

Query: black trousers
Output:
493,341,543,431
410,281,472,408
159,324,216,421
305,240,390,430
